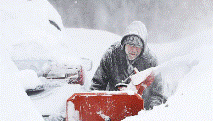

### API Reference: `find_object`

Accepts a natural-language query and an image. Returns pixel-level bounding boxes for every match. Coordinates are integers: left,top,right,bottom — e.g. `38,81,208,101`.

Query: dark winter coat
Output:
90,21,166,110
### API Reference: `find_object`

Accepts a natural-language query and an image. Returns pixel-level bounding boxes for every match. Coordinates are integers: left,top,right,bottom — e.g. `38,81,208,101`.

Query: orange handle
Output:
136,72,155,95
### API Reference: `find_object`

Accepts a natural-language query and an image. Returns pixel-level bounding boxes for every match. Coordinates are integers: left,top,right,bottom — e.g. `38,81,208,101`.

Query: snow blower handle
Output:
133,67,139,73
131,67,153,85
115,69,137,91
131,67,155,95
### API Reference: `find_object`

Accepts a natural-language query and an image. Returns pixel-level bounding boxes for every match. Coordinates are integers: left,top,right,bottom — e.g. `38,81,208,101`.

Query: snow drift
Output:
124,44,213,121
0,44,44,121
1,0,212,121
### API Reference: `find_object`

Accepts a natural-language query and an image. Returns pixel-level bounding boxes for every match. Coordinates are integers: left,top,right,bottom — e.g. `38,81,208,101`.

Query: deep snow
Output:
124,45,213,120
1,0,212,121
0,44,44,121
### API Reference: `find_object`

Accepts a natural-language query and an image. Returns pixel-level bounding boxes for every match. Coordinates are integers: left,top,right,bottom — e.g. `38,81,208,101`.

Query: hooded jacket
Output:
90,21,166,110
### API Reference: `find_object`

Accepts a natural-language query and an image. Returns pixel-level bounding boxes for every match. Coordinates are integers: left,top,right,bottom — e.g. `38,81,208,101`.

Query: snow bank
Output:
1,0,67,61
0,45,44,121
123,45,213,121
17,69,43,90
31,84,83,116
1,0,212,120
149,28,213,64
0,0,65,120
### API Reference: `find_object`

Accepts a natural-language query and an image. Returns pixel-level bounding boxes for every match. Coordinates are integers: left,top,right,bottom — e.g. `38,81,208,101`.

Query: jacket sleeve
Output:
90,51,112,90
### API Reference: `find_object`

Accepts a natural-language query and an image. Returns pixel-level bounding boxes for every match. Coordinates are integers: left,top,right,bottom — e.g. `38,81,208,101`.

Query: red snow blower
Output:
66,68,155,121
66,92,144,121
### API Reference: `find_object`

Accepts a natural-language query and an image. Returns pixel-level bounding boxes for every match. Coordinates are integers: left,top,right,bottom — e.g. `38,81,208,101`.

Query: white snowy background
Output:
0,0,212,121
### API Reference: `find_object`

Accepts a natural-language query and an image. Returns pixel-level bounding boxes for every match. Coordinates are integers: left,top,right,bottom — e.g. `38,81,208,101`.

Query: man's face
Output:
125,44,142,60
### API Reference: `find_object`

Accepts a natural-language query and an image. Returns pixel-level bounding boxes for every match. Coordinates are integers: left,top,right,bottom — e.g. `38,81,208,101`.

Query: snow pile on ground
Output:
1,0,212,120
32,84,84,117
17,69,43,90
149,28,213,64
124,44,213,121
0,0,65,120
1,0,67,61
0,45,44,121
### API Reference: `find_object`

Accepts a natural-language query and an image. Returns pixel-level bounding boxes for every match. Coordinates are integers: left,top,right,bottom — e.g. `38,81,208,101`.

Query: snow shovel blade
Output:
66,91,144,121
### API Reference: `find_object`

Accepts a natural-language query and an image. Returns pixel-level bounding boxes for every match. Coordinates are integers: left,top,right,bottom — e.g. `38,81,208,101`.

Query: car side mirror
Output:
81,58,93,71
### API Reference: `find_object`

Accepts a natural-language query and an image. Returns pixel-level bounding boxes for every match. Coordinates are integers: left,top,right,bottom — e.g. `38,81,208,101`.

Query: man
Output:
90,21,166,110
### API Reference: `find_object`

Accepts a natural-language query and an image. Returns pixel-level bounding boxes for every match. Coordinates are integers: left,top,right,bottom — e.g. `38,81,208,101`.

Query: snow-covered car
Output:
1,0,92,120
3,0,94,87
13,59,84,84
13,58,92,98
1,0,119,120
42,61,87,85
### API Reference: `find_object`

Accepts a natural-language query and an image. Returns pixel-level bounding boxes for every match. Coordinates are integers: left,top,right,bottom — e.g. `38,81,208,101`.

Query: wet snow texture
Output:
1,0,213,121
124,45,213,121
